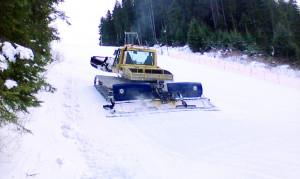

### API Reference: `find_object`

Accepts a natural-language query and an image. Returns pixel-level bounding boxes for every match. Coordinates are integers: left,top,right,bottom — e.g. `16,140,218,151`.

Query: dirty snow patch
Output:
4,79,18,89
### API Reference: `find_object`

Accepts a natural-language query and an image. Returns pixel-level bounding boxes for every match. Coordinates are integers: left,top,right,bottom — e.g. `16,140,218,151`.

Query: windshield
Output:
125,51,154,65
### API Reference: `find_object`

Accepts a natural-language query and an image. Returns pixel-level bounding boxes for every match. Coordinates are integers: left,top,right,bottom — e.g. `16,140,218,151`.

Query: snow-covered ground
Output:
1,40,300,178
1,0,300,178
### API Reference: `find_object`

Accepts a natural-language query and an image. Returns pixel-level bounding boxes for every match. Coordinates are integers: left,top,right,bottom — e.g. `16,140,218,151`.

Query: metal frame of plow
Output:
103,97,220,117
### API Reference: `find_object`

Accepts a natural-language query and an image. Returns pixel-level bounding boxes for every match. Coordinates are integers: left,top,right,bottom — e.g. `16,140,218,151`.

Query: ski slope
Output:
1,0,300,178
1,41,300,179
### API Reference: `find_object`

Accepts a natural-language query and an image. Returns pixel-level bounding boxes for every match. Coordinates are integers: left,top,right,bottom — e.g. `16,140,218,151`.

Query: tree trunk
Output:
220,0,227,28
149,0,157,43
210,0,217,29
214,0,220,16
249,0,257,31
231,14,237,33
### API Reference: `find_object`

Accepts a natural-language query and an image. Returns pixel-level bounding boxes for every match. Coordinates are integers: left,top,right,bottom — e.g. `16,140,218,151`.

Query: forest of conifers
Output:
99,0,300,66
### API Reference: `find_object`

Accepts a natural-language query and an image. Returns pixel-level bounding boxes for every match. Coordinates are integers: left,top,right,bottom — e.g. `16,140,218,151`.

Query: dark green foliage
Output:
175,28,186,46
187,20,211,53
272,23,299,62
187,20,201,52
285,0,300,47
100,11,117,46
99,0,300,66
0,0,66,128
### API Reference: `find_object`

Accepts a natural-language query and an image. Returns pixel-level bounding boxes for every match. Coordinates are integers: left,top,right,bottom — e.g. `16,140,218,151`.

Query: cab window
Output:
125,51,154,65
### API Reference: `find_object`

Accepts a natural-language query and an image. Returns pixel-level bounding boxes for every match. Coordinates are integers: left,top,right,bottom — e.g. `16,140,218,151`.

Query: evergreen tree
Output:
187,20,200,52
0,0,67,129
175,27,186,46
272,23,298,61
99,11,116,46
187,20,209,52
286,0,300,47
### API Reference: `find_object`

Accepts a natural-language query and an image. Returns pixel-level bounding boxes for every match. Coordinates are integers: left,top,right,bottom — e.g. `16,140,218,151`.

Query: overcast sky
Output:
55,0,116,45
55,0,300,46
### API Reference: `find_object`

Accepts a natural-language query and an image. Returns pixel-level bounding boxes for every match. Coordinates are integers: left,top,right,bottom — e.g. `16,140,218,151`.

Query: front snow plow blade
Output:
102,82,218,117
112,83,152,101
167,82,202,98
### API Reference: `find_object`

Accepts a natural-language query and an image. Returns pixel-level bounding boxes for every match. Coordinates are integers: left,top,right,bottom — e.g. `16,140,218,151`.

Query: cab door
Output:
112,49,122,72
